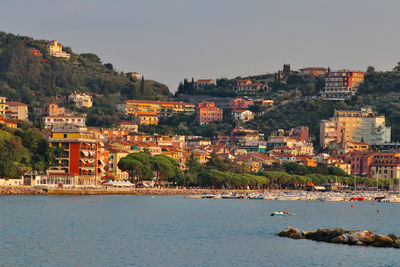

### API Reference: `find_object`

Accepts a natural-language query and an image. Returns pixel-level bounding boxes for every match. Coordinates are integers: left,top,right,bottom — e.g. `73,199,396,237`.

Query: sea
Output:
0,195,399,267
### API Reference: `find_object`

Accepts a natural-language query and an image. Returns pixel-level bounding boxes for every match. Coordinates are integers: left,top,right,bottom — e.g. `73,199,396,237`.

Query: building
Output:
320,120,346,147
6,101,28,121
233,80,270,92
47,40,71,59
270,126,311,142
117,100,195,117
370,153,400,180
106,146,130,180
337,142,369,155
231,110,254,122
133,112,159,125
299,67,329,76
44,115,86,129
195,101,223,125
47,124,103,186
320,70,365,99
126,72,141,79
68,92,93,108
36,103,66,117
119,122,139,132
320,108,391,146
0,117,18,128
228,98,254,109
195,79,215,89
0,97,6,117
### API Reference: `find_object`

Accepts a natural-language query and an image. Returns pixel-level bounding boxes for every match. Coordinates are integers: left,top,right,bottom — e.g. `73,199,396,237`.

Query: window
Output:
64,134,67,138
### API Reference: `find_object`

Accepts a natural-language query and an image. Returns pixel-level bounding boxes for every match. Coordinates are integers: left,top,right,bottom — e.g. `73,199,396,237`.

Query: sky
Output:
1,0,400,92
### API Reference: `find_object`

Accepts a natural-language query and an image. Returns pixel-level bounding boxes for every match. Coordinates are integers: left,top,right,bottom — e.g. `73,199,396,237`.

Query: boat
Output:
184,195,201,199
277,196,301,201
380,198,400,203
221,194,244,199
350,197,364,201
320,197,344,202
248,194,264,200
271,211,296,216
201,194,217,199
374,196,385,201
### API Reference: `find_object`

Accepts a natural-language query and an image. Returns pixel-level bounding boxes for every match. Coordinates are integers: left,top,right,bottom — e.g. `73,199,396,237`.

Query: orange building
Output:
195,101,223,125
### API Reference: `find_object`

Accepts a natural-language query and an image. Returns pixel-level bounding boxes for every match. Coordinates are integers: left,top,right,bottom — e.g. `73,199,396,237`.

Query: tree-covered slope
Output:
0,32,169,105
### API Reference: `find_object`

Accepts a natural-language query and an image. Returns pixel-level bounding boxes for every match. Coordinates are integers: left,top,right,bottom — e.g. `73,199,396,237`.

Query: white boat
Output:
277,196,301,201
380,198,400,203
321,197,344,202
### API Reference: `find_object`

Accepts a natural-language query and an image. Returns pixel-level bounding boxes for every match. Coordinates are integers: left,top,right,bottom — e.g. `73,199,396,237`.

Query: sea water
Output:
0,195,399,266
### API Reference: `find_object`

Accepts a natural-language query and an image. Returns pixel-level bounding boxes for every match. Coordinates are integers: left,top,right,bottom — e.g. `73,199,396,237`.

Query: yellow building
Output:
107,148,130,180
326,108,391,145
134,112,159,125
117,100,195,117
370,165,400,180
0,97,6,117
47,40,71,59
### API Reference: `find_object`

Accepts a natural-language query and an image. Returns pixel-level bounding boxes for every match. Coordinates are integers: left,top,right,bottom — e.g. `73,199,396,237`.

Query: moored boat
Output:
271,211,296,216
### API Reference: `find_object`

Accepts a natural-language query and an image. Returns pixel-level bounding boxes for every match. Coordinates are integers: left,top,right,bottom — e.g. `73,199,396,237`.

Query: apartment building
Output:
320,70,365,99
195,101,223,125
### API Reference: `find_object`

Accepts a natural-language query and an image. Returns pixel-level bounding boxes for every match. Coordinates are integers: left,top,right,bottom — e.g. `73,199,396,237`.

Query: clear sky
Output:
1,0,399,92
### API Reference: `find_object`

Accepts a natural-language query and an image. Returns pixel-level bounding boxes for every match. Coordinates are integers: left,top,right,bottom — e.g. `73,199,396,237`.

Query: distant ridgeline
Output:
0,32,169,105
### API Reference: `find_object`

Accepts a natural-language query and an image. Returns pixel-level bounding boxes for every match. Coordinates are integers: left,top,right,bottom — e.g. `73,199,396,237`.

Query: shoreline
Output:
0,186,398,197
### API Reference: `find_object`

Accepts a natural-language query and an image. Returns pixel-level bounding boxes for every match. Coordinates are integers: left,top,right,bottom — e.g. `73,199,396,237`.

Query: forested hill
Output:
0,32,169,105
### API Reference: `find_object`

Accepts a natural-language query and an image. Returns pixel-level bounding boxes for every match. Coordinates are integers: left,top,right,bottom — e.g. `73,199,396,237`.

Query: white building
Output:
68,92,93,108
44,115,86,129
231,110,254,122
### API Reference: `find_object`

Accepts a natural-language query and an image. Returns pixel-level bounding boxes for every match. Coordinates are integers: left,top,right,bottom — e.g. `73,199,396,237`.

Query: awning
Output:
98,159,105,165
82,151,89,157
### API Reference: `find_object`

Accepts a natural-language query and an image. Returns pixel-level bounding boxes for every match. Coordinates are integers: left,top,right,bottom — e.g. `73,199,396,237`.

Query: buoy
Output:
372,202,375,206
307,200,310,203
377,209,380,213
218,210,221,213
299,214,303,216
214,197,216,200
351,205,354,208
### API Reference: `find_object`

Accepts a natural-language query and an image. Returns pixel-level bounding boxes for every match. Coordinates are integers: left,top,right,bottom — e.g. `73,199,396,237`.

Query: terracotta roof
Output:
123,100,194,106
6,101,28,106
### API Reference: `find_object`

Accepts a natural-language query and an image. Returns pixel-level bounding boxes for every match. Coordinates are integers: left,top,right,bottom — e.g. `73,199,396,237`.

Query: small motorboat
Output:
248,194,264,200
270,211,296,216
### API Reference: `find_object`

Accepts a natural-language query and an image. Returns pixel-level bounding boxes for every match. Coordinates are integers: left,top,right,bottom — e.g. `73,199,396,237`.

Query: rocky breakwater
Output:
0,186,45,195
278,226,400,248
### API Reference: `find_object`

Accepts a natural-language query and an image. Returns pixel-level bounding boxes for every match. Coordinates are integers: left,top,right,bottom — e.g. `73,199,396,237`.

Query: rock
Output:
346,230,374,244
330,235,345,244
304,230,318,239
394,239,400,248
278,227,304,239
388,233,399,242
353,240,366,246
370,234,393,247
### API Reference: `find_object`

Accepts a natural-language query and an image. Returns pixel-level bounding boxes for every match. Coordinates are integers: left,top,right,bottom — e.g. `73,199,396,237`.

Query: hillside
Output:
247,71,400,143
0,32,170,126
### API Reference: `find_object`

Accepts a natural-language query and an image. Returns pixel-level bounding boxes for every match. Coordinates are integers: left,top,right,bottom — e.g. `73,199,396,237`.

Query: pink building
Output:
320,120,346,147
195,102,223,125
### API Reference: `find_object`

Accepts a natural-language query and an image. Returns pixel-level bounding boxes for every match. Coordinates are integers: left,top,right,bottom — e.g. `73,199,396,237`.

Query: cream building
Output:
68,92,93,108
